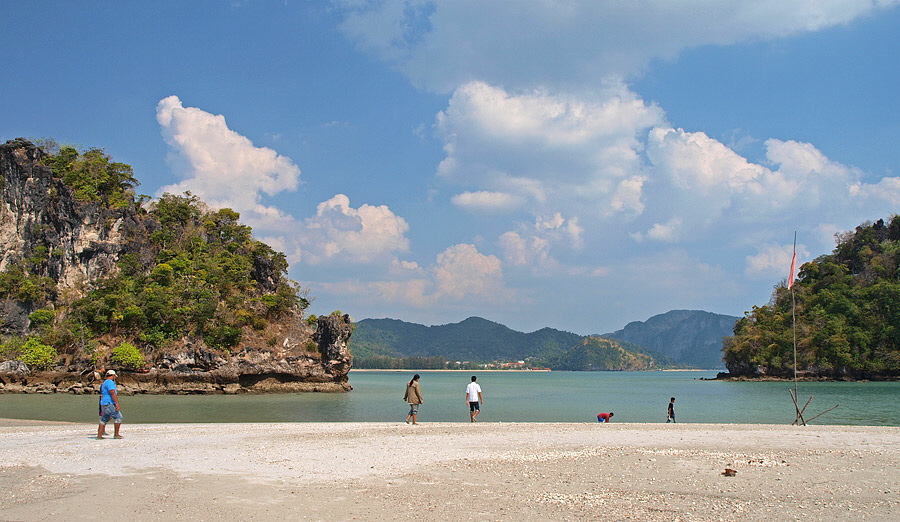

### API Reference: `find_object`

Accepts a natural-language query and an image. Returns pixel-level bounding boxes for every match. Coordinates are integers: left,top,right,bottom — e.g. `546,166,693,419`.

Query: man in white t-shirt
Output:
465,376,483,422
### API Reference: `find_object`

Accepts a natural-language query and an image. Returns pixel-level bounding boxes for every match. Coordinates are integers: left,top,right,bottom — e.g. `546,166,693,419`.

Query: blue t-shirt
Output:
100,378,117,405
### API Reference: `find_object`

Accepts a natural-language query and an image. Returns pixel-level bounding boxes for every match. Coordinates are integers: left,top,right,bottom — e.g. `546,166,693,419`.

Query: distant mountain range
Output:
350,316,583,362
350,310,739,370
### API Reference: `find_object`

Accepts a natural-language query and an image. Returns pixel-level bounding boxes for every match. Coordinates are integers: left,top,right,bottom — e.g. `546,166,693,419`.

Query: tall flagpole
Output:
788,234,798,397
791,231,797,401
787,232,838,425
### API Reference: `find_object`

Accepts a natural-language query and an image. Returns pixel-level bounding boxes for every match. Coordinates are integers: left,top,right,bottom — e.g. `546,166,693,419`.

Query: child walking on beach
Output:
667,397,676,423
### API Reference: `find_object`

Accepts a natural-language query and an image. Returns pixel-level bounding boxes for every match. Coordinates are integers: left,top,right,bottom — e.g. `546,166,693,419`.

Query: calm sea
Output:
1,370,898,426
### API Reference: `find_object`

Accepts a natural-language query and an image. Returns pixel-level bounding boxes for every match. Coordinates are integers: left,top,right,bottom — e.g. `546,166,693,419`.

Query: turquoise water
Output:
1,370,898,425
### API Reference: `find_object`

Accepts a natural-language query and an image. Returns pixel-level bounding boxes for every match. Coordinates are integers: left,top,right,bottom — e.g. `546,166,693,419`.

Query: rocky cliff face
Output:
0,138,144,296
0,138,145,335
0,313,353,394
0,138,352,393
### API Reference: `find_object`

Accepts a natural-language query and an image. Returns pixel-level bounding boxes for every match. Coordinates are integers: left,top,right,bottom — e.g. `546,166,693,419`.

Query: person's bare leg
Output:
113,422,123,438
411,413,418,424
97,423,105,439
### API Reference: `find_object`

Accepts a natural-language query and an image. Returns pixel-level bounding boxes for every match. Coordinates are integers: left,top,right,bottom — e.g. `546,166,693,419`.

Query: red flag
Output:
787,249,797,289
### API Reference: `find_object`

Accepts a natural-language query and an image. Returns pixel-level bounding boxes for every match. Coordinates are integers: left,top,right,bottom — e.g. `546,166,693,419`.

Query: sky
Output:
3,1,900,335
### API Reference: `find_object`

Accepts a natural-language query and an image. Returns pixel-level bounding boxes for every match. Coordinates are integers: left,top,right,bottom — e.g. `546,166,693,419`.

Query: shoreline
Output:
351,368,715,372
1,421,897,520
350,368,552,372
711,374,900,382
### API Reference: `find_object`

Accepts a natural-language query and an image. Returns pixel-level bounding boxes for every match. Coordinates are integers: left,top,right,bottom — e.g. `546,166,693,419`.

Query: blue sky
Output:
3,1,899,335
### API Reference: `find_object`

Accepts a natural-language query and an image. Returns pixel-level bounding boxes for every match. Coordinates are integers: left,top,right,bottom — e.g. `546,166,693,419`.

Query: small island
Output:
720,216,900,381
0,139,351,394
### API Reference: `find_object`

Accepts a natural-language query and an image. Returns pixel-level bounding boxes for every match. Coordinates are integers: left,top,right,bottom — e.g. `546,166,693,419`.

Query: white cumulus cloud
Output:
636,128,900,244
500,213,583,269
336,0,899,92
451,191,522,213
314,243,514,311
433,243,506,300
156,96,416,271
645,218,683,243
298,194,410,265
433,81,900,275
156,95,301,231
436,81,664,219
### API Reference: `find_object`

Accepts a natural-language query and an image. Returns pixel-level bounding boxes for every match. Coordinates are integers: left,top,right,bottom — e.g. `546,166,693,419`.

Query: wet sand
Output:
0,420,897,521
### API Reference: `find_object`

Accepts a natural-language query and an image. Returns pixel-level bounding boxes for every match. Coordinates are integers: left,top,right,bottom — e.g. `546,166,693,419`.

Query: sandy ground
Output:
0,420,897,521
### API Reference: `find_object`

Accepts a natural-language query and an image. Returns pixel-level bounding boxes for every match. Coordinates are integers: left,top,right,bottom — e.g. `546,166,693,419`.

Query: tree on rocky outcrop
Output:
42,145,139,208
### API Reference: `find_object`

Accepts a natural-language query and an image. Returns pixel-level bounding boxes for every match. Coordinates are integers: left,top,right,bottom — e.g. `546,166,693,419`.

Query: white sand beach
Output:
0,420,897,521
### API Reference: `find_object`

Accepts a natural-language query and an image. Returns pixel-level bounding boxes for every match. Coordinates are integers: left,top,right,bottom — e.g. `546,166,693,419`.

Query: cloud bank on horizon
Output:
134,1,899,333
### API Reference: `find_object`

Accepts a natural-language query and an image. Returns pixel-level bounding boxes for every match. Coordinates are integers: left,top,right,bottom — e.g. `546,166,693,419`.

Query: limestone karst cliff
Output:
603,310,738,369
0,138,352,394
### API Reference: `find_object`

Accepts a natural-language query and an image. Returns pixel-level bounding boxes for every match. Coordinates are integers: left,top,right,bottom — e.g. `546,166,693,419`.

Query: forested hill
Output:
0,138,352,393
548,336,665,371
350,317,584,365
724,216,900,379
603,310,739,369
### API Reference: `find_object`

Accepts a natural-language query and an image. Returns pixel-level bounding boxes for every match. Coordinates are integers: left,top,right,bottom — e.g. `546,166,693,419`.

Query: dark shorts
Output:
469,401,480,412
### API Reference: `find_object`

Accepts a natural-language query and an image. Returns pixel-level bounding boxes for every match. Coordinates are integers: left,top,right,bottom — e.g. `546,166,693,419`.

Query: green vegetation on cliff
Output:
42,144,140,208
0,144,309,369
68,192,306,351
724,216,900,379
